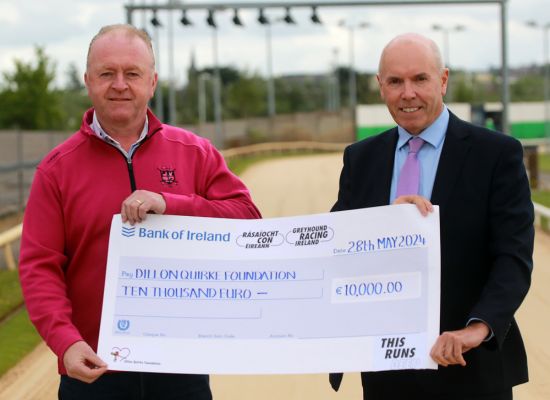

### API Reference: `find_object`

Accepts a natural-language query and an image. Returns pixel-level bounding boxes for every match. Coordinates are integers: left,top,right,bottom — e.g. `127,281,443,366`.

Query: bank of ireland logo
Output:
110,347,131,362
121,226,135,237
117,319,130,331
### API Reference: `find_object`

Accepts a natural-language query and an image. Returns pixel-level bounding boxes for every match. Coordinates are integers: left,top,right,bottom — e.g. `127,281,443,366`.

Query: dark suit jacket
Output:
331,112,534,396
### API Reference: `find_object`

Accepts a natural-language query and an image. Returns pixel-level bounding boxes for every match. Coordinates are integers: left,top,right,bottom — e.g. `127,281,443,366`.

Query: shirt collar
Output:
397,105,449,150
90,111,149,147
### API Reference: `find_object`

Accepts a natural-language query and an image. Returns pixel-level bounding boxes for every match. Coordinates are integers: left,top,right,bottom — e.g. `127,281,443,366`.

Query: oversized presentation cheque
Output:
98,205,440,374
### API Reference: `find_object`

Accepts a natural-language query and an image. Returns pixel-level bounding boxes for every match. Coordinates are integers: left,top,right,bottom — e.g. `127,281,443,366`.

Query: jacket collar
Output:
80,107,163,138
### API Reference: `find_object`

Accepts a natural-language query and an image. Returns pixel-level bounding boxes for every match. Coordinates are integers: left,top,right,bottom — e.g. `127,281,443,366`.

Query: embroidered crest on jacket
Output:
158,167,178,186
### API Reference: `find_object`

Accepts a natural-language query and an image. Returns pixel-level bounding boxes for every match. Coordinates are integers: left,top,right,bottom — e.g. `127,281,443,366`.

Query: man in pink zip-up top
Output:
19,24,261,399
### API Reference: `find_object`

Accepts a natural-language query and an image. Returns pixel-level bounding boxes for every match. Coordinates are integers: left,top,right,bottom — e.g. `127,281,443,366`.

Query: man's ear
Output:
440,68,449,96
84,72,90,94
150,72,158,98
376,74,385,100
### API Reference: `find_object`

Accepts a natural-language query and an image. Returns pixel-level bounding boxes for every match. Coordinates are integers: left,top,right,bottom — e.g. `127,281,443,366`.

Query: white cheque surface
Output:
98,205,440,374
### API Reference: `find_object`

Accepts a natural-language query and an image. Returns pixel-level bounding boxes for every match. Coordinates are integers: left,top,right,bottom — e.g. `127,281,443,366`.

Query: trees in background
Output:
0,46,548,130
511,73,545,101
0,49,89,131
176,65,378,125
0,47,63,129
60,62,91,130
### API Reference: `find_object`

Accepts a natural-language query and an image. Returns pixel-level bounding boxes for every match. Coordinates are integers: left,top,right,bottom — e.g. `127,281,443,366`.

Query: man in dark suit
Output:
330,33,534,400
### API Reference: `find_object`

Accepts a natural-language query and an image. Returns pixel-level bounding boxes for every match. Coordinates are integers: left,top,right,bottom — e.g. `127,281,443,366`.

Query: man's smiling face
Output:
84,30,157,131
377,35,448,135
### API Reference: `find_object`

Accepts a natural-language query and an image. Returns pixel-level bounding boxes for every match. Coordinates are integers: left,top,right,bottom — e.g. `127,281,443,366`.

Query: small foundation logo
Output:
117,319,130,331
110,347,130,362
159,167,178,186
121,226,135,237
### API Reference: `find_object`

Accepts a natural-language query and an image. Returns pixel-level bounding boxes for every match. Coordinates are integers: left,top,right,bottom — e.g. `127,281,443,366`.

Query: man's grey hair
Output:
86,24,155,71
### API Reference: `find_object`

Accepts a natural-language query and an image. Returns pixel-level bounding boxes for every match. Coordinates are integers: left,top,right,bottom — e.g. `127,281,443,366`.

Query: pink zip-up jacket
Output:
19,108,261,374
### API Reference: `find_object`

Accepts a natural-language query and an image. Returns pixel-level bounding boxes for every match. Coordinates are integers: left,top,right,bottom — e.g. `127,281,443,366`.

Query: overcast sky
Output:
1,0,549,87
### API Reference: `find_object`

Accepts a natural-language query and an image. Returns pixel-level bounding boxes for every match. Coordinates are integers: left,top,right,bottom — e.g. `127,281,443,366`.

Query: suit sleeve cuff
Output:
467,318,494,342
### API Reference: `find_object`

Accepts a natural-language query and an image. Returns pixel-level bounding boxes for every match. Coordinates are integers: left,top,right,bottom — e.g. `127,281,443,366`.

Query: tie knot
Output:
408,137,425,154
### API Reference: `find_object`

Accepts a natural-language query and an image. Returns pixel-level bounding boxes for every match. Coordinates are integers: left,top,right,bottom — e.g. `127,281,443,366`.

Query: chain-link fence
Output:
0,130,70,216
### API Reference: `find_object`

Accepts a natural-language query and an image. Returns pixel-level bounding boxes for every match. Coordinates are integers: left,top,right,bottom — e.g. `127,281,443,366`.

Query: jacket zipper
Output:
127,158,137,192
92,125,159,193
122,132,154,192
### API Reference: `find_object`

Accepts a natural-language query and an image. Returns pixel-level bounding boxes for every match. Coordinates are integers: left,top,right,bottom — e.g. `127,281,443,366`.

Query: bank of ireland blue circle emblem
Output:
117,319,130,331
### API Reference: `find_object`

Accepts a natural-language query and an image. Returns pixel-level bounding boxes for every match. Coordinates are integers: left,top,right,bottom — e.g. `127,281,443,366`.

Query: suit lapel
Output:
431,112,472,207
368,128,398,206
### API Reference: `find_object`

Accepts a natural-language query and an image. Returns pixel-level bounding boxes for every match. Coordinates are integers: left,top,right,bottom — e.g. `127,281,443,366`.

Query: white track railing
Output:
0,224,22,270
533,202,550,233
221,141,347,161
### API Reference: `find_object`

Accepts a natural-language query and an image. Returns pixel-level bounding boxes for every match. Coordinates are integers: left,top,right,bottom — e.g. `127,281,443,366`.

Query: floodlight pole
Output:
544,25,550,140
152,18,165,121
500,0,509,134
212,26,224,148
198,73,211,127
339,20,369,134
266,23,276,117
432,24,466,103
167,5,177,125
526,20,550,140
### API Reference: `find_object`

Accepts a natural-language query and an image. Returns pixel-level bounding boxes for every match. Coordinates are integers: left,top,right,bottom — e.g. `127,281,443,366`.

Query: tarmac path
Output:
0,153,548,399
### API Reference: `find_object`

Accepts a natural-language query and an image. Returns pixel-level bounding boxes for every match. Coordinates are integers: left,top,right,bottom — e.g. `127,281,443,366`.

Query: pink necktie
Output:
396,137,425,197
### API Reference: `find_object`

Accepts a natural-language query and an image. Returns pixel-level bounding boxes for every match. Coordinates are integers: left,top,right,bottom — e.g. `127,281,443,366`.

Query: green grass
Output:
539,153,550,173
226,155,269,176
226,150,330,176
532,190,550,207
0,269,23,318
0,308,42,376
0,270,32,377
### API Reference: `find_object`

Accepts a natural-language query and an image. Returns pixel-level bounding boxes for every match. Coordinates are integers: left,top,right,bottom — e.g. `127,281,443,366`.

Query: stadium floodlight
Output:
311,6,322,24
283,7,296,24
151,11,162,27
232,8,244,26
207,9,216,28
180,9,192,26
258,8,269,25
